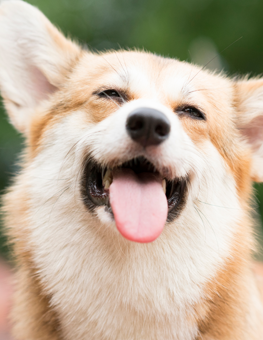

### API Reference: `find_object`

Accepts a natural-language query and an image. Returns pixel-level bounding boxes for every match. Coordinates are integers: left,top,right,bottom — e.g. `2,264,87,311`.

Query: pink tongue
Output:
109,169,168,243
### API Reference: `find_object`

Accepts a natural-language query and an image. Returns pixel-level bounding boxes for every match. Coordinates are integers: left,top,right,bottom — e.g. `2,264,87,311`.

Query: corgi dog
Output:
1,1,263,339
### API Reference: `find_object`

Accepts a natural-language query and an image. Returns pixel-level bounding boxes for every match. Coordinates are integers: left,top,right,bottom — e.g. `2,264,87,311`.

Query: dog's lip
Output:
81,156,188,222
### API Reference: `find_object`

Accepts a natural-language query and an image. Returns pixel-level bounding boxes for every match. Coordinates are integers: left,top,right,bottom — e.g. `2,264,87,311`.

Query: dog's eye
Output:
98,89,121,99
176,106,206,120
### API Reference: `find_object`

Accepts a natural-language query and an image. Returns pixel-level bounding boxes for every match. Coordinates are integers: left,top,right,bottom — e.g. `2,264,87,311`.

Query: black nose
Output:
126,107,170,147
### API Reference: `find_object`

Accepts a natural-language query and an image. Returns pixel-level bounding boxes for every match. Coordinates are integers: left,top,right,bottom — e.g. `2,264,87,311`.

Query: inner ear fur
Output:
235,78,263,182
0,0,82,134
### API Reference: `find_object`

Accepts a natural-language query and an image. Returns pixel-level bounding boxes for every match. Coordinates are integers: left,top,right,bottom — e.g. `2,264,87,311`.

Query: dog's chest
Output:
33,230,214,340
54,262,201,340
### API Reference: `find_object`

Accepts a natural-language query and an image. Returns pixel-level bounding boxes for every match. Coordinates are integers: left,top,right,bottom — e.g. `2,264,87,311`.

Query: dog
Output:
0,1,263,339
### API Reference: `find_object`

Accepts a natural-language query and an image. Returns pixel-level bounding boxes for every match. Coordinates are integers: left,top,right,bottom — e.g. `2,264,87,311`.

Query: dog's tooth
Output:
103,169,113,188
104,179,110,190
162,179,166,194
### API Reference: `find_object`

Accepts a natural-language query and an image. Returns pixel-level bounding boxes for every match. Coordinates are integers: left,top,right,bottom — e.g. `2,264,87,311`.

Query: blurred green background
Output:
1,0,263,259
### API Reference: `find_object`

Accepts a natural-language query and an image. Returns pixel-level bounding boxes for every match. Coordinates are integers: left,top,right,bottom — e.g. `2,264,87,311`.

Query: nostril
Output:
155,123,168,137
128,116,144,131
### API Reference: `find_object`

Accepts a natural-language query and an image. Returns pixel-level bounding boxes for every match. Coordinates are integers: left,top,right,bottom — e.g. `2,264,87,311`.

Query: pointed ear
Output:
0,0,81,134
235,78,263,182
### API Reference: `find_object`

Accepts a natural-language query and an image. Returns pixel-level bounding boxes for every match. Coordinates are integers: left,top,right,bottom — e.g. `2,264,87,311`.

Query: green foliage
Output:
0,0,263,258
0,101,22,258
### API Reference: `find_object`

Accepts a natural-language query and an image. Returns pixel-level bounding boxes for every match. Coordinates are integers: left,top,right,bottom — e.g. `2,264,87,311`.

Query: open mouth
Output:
82,156,188,242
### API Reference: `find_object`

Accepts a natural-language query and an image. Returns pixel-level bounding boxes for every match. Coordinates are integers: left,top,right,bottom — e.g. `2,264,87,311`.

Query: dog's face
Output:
65,51,244,244
20,47,253,247
1,2,263,336
19,50,241,247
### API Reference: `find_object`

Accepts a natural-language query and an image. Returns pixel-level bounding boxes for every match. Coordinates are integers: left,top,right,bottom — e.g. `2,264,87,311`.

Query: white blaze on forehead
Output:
96,58,203,106
97,70,125,89
120,65,157,97
162,74,194,101
121,63,199,104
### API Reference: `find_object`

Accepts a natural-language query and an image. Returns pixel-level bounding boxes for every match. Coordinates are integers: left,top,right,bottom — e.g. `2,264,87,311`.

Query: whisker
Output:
101,55,121,79
193,205,207,244
197,199,240,210
115,52,129,88
101,91,121,108
187,36,243,85
194,203,220,254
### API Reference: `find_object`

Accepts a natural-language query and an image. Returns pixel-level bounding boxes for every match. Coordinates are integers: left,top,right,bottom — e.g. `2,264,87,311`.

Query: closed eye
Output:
176,105,206,121
97,89,121,99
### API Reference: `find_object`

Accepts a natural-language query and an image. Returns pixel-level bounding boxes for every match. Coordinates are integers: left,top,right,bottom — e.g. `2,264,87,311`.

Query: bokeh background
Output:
1,0,263,260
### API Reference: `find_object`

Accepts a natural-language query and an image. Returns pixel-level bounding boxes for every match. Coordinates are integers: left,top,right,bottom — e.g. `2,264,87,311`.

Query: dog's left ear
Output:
0,1,82,134
236,79,263,182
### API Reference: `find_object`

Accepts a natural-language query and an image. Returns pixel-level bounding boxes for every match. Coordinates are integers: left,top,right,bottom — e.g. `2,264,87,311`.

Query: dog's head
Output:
0,1,262,251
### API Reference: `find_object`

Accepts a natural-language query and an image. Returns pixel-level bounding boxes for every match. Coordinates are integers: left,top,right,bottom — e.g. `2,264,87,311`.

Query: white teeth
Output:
162,179,166,194
103,169,113,189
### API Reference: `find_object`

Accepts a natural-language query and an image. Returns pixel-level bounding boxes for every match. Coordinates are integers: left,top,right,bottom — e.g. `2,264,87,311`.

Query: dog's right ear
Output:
0,0,82,134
